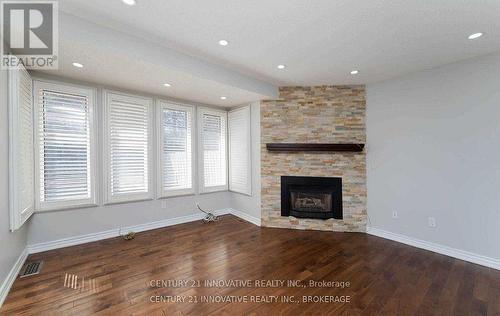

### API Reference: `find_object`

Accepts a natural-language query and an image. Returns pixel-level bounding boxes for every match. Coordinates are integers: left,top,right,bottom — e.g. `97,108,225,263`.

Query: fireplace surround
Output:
261,86,366,232
281,176,343,220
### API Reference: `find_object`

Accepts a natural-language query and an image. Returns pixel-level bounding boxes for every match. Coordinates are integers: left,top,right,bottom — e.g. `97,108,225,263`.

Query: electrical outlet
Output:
428,217,436,228
161,200,167,209
392,211,398,219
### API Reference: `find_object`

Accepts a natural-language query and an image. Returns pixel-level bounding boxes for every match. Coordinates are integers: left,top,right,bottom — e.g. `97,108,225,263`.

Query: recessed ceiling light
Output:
277,64,286,69
468,32,483,40
218,40,229,46
220,96,227,100
122,0,136,5
350,70,359,75
72,62,83,68
163,83,172,87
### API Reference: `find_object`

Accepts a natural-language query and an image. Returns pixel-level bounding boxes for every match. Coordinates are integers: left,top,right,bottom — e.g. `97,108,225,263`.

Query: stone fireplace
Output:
261,86,367,232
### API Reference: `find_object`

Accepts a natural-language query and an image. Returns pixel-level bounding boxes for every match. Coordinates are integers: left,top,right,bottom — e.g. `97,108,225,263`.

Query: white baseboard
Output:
27,208,243,254
229,208,261,226
367,227,500,270
27,229,118,254
118,208,232,235
0,247,28,308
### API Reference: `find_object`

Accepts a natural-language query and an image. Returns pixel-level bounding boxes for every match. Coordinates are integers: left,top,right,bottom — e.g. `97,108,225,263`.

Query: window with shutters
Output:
33,81,96,211
228,106,252,195
103,91,153,204
8,64,35,230
157,101,194,197
198,107,228,193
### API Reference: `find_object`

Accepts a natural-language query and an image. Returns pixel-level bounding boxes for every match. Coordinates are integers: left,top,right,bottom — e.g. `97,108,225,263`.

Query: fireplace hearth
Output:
281,176,342,220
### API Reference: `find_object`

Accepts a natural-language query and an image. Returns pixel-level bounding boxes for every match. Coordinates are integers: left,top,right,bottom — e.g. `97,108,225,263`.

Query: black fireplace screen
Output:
281,176,342,220
290,191,332,213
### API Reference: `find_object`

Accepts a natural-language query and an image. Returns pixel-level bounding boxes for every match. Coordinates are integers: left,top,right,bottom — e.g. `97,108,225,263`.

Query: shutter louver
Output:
9,64,34,230
228,106,252,195
38,87,92,205
159,102,193,196
105,92,152,203
199,109,227,192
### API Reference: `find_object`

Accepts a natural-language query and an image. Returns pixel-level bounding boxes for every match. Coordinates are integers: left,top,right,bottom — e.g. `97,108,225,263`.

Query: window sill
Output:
229,190,253,197
103,197,154,206
158,191,196,199
35,203,98,213
198,188,229,195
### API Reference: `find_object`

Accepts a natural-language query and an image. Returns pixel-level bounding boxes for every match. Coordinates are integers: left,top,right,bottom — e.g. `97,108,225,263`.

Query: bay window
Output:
10,76,252,218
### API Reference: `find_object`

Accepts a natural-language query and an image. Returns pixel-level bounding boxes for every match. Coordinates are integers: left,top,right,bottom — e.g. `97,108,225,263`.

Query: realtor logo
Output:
1,1,58,69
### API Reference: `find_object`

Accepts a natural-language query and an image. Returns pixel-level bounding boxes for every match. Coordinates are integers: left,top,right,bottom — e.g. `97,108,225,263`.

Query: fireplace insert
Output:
281,176,342,219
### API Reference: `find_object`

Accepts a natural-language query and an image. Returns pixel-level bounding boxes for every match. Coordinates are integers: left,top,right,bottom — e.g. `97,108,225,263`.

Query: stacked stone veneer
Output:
261,86,367,232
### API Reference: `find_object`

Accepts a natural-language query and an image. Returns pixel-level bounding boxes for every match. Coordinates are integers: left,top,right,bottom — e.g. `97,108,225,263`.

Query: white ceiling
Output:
50,33,268,107
42,0,500,106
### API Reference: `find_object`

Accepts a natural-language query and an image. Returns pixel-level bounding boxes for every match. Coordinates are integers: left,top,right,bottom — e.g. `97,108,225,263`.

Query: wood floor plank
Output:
1,215,498,316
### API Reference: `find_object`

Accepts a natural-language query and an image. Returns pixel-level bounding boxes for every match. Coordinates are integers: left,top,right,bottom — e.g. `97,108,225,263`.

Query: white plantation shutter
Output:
34,81,96,210
228,106,252,195
198,108,227,192
8,64,34,230
104,91,152,203
158,101,194,197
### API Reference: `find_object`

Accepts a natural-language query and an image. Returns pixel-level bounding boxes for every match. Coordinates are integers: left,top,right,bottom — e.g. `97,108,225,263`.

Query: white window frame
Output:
33,80,97,212
156,100,196,198
228,105,252,196
102,90,154,205
8,63,35,230
197,107,228,193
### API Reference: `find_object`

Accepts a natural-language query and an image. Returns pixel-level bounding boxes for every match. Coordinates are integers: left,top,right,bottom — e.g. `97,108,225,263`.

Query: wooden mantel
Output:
266,143,365,152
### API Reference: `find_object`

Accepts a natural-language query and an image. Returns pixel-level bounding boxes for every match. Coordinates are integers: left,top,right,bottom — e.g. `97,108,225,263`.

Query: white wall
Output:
230,102,261,221
0,69,28,291
27,74,234,245
367,52,500,260
28,192,231,244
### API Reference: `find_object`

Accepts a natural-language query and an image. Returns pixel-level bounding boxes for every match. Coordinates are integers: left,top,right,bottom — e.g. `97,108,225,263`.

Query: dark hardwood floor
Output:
1,215,499,315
